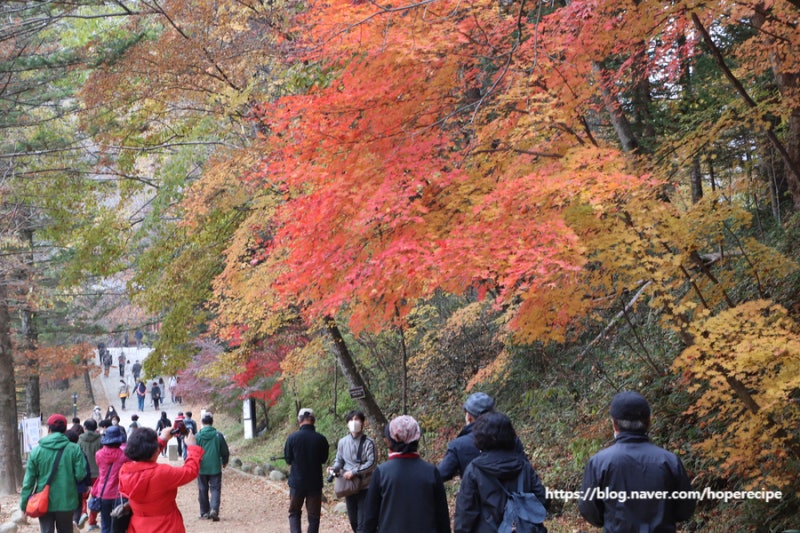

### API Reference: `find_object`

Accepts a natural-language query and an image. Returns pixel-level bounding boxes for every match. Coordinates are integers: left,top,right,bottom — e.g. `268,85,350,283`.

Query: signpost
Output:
348,386,365,400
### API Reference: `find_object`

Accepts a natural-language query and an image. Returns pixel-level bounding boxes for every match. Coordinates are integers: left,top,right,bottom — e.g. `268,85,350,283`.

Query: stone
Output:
269,470,286,481
253,465,266,476
241,463,254,473
333,502,348,514
10,510,26,525
231,457,242,468
0,522,18,533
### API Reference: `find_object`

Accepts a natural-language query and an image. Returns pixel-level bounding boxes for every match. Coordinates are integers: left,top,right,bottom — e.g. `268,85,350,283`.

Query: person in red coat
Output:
119,426,203,533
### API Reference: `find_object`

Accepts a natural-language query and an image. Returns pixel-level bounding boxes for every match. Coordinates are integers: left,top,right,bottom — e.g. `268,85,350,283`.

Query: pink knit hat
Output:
388,415,421,444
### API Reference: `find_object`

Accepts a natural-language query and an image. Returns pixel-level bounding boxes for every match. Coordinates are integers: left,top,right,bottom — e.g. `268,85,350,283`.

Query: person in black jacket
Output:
454,412,547,533
578,391,696,533
284,408,329,533
155,411,172,457
364,415,450,533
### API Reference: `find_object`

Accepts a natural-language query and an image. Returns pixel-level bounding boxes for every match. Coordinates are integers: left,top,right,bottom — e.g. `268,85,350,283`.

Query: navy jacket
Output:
438,423,526,482
364,454,451,533
454,449,547,533
284,424,329,492
578,432,696,532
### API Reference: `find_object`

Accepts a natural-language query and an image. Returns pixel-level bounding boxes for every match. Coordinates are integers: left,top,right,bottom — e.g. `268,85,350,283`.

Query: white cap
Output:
297,408,314,422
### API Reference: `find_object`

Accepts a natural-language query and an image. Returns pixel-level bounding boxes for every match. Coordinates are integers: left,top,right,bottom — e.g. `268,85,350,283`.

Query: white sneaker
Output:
78,513,89,528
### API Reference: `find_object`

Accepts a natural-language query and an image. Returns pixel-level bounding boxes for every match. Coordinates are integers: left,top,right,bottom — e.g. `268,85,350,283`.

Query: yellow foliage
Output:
674,300,800,489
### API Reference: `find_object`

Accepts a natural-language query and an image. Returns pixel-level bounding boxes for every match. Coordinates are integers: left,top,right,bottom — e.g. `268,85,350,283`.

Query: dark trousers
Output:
198,473,222,515
345,489,368,533
288,488,322,533
38,510,73,533
100,498,115,533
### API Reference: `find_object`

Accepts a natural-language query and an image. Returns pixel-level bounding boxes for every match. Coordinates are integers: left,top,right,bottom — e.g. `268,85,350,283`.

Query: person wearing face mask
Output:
330,411,377,533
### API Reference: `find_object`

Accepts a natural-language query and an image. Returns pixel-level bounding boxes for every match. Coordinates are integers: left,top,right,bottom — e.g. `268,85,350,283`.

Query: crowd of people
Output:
21,387,695,533
20,408,226,533
283,391,696,533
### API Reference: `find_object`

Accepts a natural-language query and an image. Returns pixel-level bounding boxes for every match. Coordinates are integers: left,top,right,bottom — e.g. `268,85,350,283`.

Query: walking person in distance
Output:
284,408,329,533
330,410,376,532
196,413,230,522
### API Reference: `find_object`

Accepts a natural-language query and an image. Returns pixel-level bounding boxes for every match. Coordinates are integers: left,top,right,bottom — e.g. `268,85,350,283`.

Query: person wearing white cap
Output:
284,408,329,533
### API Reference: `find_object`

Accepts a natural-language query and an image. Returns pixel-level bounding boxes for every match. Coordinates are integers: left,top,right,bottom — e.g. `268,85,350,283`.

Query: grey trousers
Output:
198,473,222,515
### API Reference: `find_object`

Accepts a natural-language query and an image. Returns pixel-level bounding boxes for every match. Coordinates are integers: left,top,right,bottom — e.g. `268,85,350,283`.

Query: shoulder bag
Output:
88,462,113,513
26,447,66,518
334,436,375,498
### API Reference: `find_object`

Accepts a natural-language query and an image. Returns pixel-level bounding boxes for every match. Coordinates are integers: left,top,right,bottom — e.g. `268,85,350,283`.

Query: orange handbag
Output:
25,447,65,518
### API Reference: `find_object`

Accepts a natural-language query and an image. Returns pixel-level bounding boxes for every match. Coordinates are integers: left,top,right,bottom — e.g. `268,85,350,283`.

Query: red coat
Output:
118,444,204,533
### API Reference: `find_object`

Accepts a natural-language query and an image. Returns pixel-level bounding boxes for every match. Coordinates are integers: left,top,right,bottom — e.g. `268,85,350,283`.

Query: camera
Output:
170,420,189,437
326,467,340,483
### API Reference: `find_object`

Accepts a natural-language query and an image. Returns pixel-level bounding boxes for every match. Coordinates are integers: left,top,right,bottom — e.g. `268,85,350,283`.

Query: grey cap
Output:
463,392,495,417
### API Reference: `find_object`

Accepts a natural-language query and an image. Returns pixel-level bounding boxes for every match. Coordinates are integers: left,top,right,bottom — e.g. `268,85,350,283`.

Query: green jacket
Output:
78,430,103,478
21,431,88,512
196,425,229,476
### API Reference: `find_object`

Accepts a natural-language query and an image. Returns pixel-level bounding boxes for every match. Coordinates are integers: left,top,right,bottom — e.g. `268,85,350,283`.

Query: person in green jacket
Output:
195,413,229,522
78,419,103,530
21,413,89,533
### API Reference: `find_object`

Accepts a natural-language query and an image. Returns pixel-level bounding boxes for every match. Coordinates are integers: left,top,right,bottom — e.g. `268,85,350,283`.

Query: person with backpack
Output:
196,414,230,522
135,381,147,411
454,412,547,533
155,411,172,456
151,381,162,410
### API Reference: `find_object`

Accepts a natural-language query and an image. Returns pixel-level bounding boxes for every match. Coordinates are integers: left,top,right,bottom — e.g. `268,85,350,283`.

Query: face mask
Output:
348,420,362,434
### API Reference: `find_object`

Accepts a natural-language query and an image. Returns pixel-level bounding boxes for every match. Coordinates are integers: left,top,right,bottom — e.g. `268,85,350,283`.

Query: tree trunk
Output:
19,229,40,418
690,157,703,203
22,310,40,418
593,63,640,154
83,364,95,406
324,315,387,430
0,281,23,495
752,3,800,209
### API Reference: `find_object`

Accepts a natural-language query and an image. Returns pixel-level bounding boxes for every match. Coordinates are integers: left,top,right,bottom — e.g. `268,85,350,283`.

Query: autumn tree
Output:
228,0,800,491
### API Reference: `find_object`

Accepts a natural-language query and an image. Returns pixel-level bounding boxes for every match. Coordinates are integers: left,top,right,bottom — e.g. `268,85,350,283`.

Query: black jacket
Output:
454,449,547,533
284,424,329,491
578,432,696,532
364,454,451,533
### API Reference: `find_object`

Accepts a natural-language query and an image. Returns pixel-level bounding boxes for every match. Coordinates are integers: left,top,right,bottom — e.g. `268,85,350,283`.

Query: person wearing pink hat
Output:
20,413,88,533
363,415,450,533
